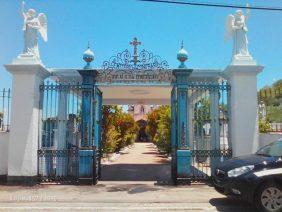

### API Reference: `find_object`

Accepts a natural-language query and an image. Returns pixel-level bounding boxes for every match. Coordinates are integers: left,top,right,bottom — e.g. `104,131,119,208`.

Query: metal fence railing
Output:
269,123,282,133
0,88,11,132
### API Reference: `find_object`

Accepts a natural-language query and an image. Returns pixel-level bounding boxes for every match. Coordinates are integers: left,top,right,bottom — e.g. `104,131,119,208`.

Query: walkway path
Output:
101,143,171,181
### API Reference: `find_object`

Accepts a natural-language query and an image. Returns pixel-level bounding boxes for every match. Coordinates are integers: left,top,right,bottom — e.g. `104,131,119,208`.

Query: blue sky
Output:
0,0,281,89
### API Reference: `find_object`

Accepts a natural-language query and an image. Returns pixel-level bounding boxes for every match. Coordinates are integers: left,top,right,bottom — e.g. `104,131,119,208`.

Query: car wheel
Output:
255,183,282,212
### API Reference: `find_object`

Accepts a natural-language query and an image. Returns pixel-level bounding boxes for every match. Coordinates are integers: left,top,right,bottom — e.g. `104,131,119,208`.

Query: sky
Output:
0,0,282,89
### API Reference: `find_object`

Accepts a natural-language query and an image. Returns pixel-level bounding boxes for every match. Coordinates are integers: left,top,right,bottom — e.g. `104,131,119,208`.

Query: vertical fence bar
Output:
2,89,5,131
0,88,11,132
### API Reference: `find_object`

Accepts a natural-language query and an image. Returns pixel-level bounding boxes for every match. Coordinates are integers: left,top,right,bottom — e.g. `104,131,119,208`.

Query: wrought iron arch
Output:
101,38,169,70
98,38,171,83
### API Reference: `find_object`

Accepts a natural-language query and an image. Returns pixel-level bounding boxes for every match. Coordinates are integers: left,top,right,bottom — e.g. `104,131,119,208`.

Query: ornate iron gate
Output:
171,80,232,183
189,81,232,181
38,82,103,184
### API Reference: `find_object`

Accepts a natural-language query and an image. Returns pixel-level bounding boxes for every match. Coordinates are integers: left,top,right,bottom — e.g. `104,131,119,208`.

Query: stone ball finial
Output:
83,42,94,69
177,41,188,68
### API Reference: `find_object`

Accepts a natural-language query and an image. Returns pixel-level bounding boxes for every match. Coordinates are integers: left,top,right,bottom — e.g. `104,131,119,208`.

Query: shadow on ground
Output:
209,198,257,211
105,183,164,194
101,163,171,181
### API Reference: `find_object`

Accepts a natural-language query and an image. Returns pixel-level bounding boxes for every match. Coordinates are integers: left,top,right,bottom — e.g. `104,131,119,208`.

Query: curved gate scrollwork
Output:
98,39,172,84
102,49,169,70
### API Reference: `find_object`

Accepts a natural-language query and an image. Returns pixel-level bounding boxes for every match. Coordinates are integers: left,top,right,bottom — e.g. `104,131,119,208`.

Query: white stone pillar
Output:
210,89,220,150
57,91,68,149
210,89,220,174
4,63,49,184
56,91,68,176
224,65,263,157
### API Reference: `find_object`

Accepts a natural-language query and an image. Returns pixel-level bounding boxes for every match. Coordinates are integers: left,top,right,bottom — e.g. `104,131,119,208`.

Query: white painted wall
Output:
0,132,9,175
259,133,282,148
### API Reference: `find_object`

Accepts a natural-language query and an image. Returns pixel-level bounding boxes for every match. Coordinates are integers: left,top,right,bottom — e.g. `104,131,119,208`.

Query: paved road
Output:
101,143,171,181
0,143,257,211
0,183,256,211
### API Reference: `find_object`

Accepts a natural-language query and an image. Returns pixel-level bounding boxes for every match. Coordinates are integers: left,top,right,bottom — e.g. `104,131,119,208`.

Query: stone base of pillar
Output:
7,176,38,186
12,54,42,65
176,149,191,178
78,150,94,185
231,54,256,66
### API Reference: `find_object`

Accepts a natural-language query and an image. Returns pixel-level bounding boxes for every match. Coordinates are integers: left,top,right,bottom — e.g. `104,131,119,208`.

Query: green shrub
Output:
265,106,282,123
147,106,171,154
259,119,273,133
102,125,121,154
146,110,160,142
101,106,139,154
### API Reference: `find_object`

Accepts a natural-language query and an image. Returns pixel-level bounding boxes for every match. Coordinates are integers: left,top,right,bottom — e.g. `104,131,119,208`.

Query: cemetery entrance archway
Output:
37,38,232,185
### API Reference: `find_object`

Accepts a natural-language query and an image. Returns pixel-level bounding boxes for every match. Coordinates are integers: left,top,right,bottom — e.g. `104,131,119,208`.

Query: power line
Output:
139,0,282,11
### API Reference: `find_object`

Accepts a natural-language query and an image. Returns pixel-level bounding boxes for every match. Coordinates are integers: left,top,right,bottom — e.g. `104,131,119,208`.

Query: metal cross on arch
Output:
101,37,169,70
130,37,141,65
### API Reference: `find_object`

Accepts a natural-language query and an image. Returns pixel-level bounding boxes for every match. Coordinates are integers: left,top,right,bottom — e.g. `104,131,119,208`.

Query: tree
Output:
146,106,171,154
153,106,171,154
101,105,139,153
273,79,282,89
146,109,160,141
114,112,138,151
102,125,121,153
258,79,282,124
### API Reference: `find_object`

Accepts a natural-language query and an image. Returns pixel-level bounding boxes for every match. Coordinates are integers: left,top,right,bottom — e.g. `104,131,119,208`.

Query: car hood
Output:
217,154,275,171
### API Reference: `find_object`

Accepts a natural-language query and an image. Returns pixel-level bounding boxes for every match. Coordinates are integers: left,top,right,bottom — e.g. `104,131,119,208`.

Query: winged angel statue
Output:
21,1,47,59
225,6,251,58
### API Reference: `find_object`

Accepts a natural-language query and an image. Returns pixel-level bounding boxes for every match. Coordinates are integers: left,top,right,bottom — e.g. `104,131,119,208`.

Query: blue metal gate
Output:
38,81,103,184
171,80,232,183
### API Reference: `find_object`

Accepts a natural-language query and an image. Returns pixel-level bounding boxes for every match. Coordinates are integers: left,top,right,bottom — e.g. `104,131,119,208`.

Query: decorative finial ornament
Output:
177,41,188,68
83,43,94,69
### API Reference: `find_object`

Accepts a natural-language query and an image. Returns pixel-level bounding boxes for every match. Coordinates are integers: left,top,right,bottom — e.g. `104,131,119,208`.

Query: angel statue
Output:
225,5,254,64
21,1,47,59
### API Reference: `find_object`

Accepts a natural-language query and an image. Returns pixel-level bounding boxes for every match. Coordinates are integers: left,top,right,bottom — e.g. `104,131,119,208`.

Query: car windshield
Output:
256,140,282,157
